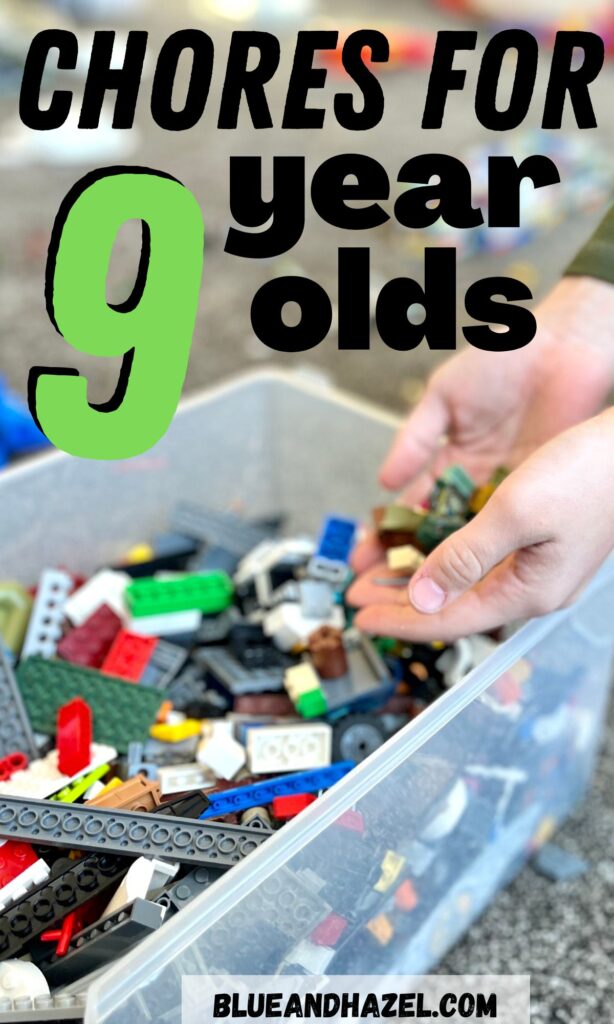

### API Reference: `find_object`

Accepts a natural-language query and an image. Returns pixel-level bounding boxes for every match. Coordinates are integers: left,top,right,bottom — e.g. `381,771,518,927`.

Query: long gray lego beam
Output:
0,797,271,867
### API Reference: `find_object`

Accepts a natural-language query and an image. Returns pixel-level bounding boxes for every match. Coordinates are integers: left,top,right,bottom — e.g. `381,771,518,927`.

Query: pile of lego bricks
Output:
0,464,505,1018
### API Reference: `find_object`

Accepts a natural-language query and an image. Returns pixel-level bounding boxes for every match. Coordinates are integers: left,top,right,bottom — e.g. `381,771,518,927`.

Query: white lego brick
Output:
0,858,50,913
247,722,332,774
235,538,315,587
197,732,246,780
436,634,498,688
0,960,49,1001
284,662,321,702
103,856,178,917
21,568,74,659
127,609,201,637
64,570,130,627
285,940,335,973
263,602,345,652
386,545,425,573
299,579,333,619
158,762,216,796
0,743,116,800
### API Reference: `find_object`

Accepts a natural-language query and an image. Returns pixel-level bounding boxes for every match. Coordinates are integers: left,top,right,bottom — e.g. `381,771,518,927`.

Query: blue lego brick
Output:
0,377,51,459
199,761,355,819
532,843,589,882
315,516,357,566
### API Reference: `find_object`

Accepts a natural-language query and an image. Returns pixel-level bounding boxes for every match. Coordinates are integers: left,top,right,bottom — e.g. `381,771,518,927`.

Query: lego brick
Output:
57,699,91,777
0,840,37,888
0,756,28,784
194,608,239,645
35,898,166,986
171,502,272,557
310,911,348,947
246,722,332,774
51,763,112,804
0,584,32,656
16,657,166,754
229,623,294,671
272,794,317,820
263,602,345,653
299,580,334,620
0,795,271,867
234,693,295,717
126,610,201,639
386,545,425,574
308,626,348,679
532,843,589,882
308,515,357,584
199,761,355,819
197,730,246,780
150,720,202,744
189,545,241,576
126,573,234,618
101,631,158,683
88,775,161,812
195,646,286,696
139,641,187,690
234,538,314,588
0,650,37,760
57,605,122,670
64,571,129,628
0,858,50,914
0,961,49,1004
157,763,215,796
0,992,86,1021
21,570,74,660
0,852,128,958
103,856,178,917
155,792,211,819
155,865,224,915
114,533,199,578
0,744,115,801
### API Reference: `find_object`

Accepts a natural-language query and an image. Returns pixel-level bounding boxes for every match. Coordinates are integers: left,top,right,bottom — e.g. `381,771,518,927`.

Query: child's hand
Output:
348,410,614,642
353,276,614,575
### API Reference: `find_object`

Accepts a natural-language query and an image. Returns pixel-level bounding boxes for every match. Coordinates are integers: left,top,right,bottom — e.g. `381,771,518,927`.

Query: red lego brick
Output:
0,752,29,782
57,698,92,776
0,839,38,887
310,912,348,947
101,630,158,683
57,604,122,669
334,809,365,833
394,878,418,912
272,793,316,820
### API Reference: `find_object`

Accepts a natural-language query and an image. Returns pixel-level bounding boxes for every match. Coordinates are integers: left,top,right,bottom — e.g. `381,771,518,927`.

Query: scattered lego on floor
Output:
0,467,519,1002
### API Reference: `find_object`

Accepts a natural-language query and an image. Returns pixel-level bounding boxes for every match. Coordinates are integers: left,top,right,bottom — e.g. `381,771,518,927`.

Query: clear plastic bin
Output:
0,371,612,1024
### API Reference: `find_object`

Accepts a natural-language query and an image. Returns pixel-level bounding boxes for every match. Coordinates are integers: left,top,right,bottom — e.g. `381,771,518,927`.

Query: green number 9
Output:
29,167,204,460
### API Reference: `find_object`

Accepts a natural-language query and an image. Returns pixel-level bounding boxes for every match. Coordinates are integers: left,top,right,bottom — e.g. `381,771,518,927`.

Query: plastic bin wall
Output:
0,372,610,1024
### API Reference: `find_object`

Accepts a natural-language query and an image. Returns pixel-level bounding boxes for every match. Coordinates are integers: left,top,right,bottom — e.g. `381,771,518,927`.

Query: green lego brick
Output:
0,582,33,654
297,689,328,718
416,514,466,553
126,572,234,617
51,762,111,803
379,506,426,535
17,657,167,753
438,465,476,500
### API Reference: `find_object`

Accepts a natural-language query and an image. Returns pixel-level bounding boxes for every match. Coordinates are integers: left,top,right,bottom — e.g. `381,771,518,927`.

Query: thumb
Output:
409,492,529,614
379,388,449,491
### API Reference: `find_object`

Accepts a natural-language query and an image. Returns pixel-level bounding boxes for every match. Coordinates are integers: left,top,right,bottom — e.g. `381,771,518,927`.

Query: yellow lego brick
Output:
125,544,155,564
95,777,124,799
374,850,406,893
386,545,425,574
150,719,202,743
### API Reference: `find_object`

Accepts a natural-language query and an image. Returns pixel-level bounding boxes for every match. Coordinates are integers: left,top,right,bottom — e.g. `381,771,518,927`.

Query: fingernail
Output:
410,576,446,613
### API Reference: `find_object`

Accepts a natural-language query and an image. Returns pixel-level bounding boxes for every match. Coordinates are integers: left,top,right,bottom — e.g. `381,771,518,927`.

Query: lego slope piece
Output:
0,650,37,760
16,658,166,753
246,723,332,774
0,840,37,888
35,898,167,987
21,569,73,660
103,856,178,917
126,573,234,618
0,797,270,867
64,570,129,627
0,858,50,914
